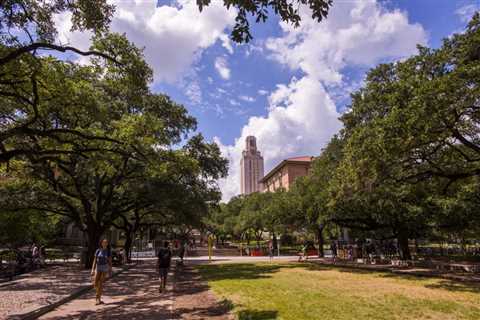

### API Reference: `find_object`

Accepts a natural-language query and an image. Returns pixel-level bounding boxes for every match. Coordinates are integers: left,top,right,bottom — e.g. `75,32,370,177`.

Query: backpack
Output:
157,248,171,267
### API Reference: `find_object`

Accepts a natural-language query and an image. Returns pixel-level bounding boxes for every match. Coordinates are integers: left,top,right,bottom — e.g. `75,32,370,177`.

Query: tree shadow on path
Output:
38,263,172,320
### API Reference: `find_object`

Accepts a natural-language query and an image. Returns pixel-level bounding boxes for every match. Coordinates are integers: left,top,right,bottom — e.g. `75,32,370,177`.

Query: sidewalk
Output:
34,260,231,320
0,263,121,320
35,260,172,320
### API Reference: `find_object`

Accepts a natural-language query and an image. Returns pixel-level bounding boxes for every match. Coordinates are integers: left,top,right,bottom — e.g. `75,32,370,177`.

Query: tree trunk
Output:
85,228,102,269
124,231,133,263
316,225,325,258
397,231,411,260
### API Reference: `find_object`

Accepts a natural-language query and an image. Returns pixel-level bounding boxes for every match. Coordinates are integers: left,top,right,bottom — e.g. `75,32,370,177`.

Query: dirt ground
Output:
172,264,233,320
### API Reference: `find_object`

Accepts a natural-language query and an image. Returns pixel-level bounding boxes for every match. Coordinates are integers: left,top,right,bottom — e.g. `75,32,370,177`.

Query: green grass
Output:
198,262,480,320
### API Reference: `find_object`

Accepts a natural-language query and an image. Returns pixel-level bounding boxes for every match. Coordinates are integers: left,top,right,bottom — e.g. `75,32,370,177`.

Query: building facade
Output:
260,156,313,192
240,136,264,195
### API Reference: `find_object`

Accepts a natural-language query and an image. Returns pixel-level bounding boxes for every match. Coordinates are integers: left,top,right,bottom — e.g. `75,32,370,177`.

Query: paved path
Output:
0,264,120,319
37,260,172,320
36,260,232,320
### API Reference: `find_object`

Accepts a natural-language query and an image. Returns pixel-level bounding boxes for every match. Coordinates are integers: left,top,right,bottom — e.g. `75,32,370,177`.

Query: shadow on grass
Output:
198,262,382,283
199,261,480,295
238,309,278,320
198,263,287,281
423,280,480,294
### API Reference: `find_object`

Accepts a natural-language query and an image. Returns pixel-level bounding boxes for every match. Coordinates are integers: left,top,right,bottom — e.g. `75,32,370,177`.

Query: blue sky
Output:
55,0,479,199
152,0,477,146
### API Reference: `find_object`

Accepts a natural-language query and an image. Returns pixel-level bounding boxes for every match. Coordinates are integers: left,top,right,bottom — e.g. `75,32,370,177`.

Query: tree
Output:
0,207,60,249
0,32,151,165
0,44,228,267
1,1,333,165
288,135,344,257
341,13,480,185
329,14,480,259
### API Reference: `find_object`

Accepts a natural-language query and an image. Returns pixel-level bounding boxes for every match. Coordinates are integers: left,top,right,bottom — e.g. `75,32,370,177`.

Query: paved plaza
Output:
0,264,122,319
1,258,239,320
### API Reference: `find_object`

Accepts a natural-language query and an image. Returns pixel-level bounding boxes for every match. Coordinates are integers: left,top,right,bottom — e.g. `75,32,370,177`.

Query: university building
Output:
260,156,314,192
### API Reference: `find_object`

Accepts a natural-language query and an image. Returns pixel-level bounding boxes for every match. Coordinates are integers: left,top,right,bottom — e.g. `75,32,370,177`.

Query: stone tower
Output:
240,136,264,195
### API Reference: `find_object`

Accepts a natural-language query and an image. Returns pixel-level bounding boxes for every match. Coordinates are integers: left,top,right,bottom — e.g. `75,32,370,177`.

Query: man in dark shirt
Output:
157,241,172,292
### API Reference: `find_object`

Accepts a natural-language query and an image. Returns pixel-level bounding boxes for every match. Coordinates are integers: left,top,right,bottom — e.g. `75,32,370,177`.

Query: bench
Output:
435,262,480,273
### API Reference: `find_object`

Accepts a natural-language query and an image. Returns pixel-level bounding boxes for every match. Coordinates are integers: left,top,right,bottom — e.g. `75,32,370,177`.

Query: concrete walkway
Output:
35,259,232,320
37,260,173,320
1,264,122,319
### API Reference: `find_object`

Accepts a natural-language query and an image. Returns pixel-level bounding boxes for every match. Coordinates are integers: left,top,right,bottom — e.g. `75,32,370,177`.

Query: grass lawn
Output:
198,262,480,320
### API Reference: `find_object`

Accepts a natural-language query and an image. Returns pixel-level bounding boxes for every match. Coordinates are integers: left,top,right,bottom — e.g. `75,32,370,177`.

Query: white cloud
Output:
214,56,231,79
218,0,428,201
239,95,255,102
455,4,479,23
258,89,269,95
229,99,240,106
184,80,202,104
55,0,236,83
266,0,427,84
219,34,234,54
217,76,341,200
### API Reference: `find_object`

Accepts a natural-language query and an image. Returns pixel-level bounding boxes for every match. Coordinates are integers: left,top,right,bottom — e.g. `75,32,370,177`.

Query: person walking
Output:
157,241,172,293
178,241,186,265
299,242,308,262
268,240,274,260
31,243,40,269
91,239,112,305
330,241,337,264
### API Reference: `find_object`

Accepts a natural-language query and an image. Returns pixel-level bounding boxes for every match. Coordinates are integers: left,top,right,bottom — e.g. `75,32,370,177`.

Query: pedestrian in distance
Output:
157,241,172,293
268,240,274,260
91,239,112,305
31,243,40,269
178,241,186,265
298,242,308,262
330,241,337,264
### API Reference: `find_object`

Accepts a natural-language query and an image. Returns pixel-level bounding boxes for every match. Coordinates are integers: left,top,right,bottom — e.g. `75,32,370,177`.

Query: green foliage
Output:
0,31,227,266
326,13,480,258
0,209,59,248
209,16,480,258
197,0,332,43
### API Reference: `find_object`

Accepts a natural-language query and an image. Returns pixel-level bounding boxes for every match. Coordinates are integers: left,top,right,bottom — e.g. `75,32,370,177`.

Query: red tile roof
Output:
286,156,314,162
260,156,314,183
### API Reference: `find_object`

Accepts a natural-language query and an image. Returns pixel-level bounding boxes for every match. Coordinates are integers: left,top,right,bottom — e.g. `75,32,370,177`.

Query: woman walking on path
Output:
91,239,112,305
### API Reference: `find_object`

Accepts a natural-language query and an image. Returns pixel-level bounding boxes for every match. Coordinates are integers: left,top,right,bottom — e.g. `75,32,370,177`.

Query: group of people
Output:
31,243,46,267
90,239,174,305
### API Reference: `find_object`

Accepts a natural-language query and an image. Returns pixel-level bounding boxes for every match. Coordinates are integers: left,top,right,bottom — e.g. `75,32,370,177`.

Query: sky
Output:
54,0,480,200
